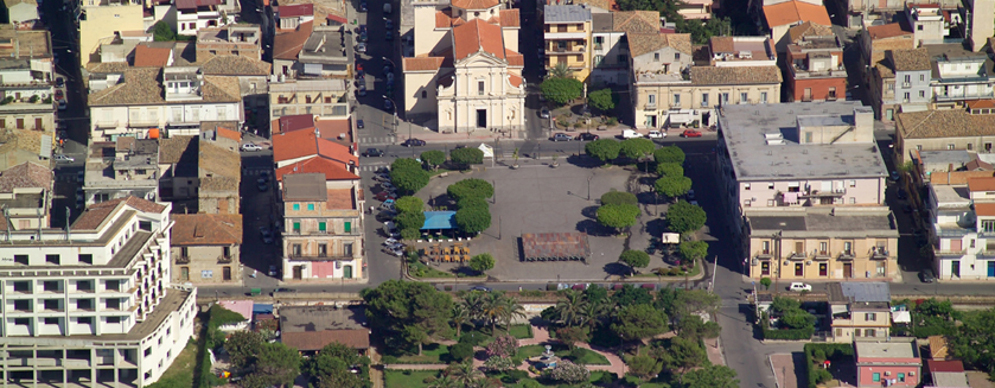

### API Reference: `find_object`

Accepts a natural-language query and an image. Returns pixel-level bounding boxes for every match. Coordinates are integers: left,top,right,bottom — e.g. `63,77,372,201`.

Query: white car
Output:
241,143,264,152
54,154,74,163
647,131,666,139
788,282,812,292
622,129,643,139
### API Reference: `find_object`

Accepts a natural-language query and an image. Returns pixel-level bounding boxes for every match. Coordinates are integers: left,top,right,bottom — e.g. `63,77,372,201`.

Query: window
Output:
673,94,680,105
292,204,300,211
767,199,775,207
344,242,354,256
767,183,774,190
920,74,925,81
223,246,231,258
108,317,122,324
675,53,680,60
139,221,152,231
14,299,30,311
864,313,877,321
44,317,59,325
761,261,770,275
948,144,956,150
307,204,315,211
180,247,189,258
79,254,92,264
292,244,302,256
557,24,566,32
318,244,327,257
594,55,603,66
77,299,93,310
904,92,910,101
919,90,925,98
44,299,59,311
760,92,767,103
721,93,729,103
654,52,660,61
14,281,29,292
648,94,656,104
14,254,27,265
898,373,905,382
293,222,301,233
740,92,748,103
421,91,427,98
46,254,60,265
917,25,923,31
968,143,974,150
144,348,152,357
849,180,856,187
344,222,351,233
319,222,326,232
44,281,59,292
106,299,120,310
180,267,189,281
478,81,485,95
744,183,751,190
828,87,836,98
701,93,709,107
105,280,120,292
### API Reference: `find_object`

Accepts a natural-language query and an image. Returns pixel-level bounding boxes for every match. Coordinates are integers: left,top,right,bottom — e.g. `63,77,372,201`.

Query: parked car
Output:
55,89,64,100
271,288,295,296
622,129,643,139
268,265,278,277
402,138,426,147
356,43,367,53
551,133,572,142
383,238,399,246
385,18,393,29
687,189,696,200
259,227,274,244
469,285,493,292
241,143,264,152
54,154,73,163
576,133,599,141
56,77,65,88
890,171,900,181
681,129,702,138
57,99,67,110
647,130,666,139
375,191,397,201
357,83,367,97
788,282,812,292
357,119,365,129
76,171,84,183
920,269,936,283
540,107,550,118
363,148,384,157
359,0,367,11
384,99,393,111
897,189,908,200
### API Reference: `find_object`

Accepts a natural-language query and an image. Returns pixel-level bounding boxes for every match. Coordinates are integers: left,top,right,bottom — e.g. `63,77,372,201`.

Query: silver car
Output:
357,43,367,53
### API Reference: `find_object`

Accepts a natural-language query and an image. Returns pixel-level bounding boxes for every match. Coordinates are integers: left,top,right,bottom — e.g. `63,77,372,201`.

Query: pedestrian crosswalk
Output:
242,167,271,176
358,164,388,171
358,136,396,146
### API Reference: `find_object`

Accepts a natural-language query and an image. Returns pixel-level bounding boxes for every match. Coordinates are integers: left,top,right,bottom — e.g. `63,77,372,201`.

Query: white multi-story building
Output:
928,176,995,280
0,196,197,387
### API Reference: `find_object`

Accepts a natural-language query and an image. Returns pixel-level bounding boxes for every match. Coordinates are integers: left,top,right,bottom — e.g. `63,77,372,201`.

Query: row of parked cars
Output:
549,129,702,142
372,168,407,257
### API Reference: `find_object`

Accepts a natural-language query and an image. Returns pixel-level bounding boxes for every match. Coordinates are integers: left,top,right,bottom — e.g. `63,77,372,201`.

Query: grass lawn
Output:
407,260,455,278
508,324,533,339
384,370,442,388
635,258,703,279
394,343,451,364
517,344,610,365
146,341,197,388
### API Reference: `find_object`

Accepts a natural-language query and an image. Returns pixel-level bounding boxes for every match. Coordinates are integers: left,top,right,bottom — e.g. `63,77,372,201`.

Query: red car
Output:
681,129,702,138
55,90,64,100
375,191,397,201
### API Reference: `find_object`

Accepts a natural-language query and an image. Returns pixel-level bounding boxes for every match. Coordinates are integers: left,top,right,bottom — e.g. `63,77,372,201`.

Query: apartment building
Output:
784,22,847,102
894,108,995,164
156,136,198,200
273,21,313,77
0,161,53,230
905,3,957,46
88,67,243,140
3,0,39,24
276,3,314,30
269,79,349,122
272,129,358,171
0,197,197,388
925,176,995,280
855,341,922,388
589,12,626,87
295,24,351,78
868,48,932,121
544,5,592,82
174,0,226,36
0,28,56,137
762,0,831,52
195,24,262,61
859,23,914,73
197,133,240,214
83,138,160,206
827,282,893,342
926,44,995,107
78,0,145,67
280,173,364,280
171,214,242,285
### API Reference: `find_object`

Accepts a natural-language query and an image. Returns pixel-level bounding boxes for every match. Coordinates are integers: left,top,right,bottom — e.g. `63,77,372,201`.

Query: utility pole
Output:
774,231,781,294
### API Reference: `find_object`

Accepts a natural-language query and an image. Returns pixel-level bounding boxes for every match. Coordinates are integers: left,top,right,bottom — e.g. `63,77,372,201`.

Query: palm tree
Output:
475,377,502,388
427,375,458,388
550,62,572,79
480,292,509,334
462,291,485,323
550,290,588,327
451,304,470,338
579,298,608,329
446,359,483,388
499,296,527,330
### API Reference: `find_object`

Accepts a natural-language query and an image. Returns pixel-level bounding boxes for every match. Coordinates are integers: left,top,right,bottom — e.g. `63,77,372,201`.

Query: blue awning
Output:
253,304,274,314
421,211,457,230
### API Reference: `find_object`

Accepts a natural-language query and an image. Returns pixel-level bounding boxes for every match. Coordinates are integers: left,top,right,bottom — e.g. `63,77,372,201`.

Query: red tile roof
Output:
927,359,965,373
0,161,51,192
499,9,520,27
453,19,506,61
272,130,358,167
281,329,370,352
976,203,995,217
326,13,347,24
175,0,221,10
866,23,911,40
314,117,352,145
72,197,167,230
763,0,831,28
134,44,172,68
508,74,523,87
275,157,360,182
506,50,524,67
274,21,314,60
404,57,446,71
968,177,995,192
451,0,499,9
435,8,467,28
171,214,243,246
278,3,313,18
276,114,315,134
216,127,242,142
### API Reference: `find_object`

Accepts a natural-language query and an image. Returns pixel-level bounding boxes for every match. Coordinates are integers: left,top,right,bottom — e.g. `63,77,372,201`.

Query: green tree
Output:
549,62,574,79
455,206,491,234
457,197,489,211
421,150,447,170
654,337,707,378
654,145,686,164
585,139,621,164
611,304,668,341
619,138,656,161
682,364,740,388
583,285,609,303
675,315,721,340
241,342,302,388
224,330,265,371
361,280,454,355
302,342,371,388
601,190,638,206
152,21,176,41
588,88,617,113
394,196,424,214
451,304,470,338
596,203,640,231
667,200,707,235
548,290,588,327
448,342,474,362
479,292,525,333
447,178,494,201
450,147,484,169
468,253,495,274
655,175,693,199
760,277,772,290
656,162,684,178
555,326,589,349
446,359,483,387
395,211,426,231
619,249,651,274
950,309,995,375
627,354,662,380
540,76,583,105
611,284,653,306
391,157,422,171
390,158,430,194
678,240,708,265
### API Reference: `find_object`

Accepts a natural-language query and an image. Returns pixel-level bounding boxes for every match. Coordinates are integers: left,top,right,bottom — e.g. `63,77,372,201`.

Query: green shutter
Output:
308,204,315,211
319,222,326,231
292,204,300,210
293,222,300,231
872,373,880,382
344,222,351,233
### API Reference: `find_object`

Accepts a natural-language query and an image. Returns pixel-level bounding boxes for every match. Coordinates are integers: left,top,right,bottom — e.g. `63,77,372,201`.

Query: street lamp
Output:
382,95,398,136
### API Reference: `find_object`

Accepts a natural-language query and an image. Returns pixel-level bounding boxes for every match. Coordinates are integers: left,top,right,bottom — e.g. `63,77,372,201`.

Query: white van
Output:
383,221,399,237
622,129,643,139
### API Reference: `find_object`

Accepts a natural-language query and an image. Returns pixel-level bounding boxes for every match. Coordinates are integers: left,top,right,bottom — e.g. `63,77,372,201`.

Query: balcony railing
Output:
755,250,773,259
217,255,233,263
934,248,966,256
788,251,807,260
837,250,854,260
644,102,657,110
813,250,831,259
870,247,889,259
175,256,190,264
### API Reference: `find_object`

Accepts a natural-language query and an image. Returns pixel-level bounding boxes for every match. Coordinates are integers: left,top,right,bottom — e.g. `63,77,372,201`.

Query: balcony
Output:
870,247,889,259
935,91,995,102
934,248,966,257
799,188,846,198
837,250,855,261
978,249,995,258
644,102,657,110
217,255,233,263
787,251,807,261
813,250,831,260
176,256,190,264
755,250,773,259
548,45,586,53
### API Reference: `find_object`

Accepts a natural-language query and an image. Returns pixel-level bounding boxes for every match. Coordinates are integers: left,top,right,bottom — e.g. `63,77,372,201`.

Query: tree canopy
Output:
240,342,302,388
396,211,426,232
390,158,430,194
678,240,708,264
619,250,651,273
596,203,641,231
682,364,740,388
361,280,454,353
656,162,684,178
152,21,176,41
455,205,492,234
394,196,424,214
588,88,617,112
666,200,706,235
654,145,686,165
451,147,484,169
302,342,371,388
420,150,446,170
468,253,495,273
601,190,638,206
540,77,583,105
612,304,668,341
655,176,693,199
447,178,494,201
585,139,621,164
619,138,656,161
611,284,653,306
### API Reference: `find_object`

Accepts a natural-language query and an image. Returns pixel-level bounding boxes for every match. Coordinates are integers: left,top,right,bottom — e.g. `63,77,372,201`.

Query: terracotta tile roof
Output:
86,61,133,74
88,69,241,106
969,177,995,192
274,21,314,60
0,161,51,192
874,62,894,79
691,65,782,85
453,19,506,61
326,13,347,24
172,214,242,245
72,197,167,230
763,0,830,28
787,21,834,44
966,158,994,171
199,141,241,191
506,50,524,67
896,109,995,139
275,157,359,182
276,114,315,134
499,9,520,27
928,359,966,373
451,0,499,9
867,23,912,40
435,8,466,28
710,36,734,53
628,32,692,58
216,127,242,142
159,136,197,165
976,203,995,216
404,57,446,71
175,0,221,10
278,3,313,18
613,11,660,34
573,0,617,11
198,55,271,76
314,118,352,146
326,188,355,210
272,130,358,166
929,170,995,185
133,43,173,68
508,74,523,87
281,329,370,351
888,47,931,71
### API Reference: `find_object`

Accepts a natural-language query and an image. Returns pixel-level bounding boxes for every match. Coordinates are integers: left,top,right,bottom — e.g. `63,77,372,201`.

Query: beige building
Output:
827,282,893,342
280,173,364,281
894,109,995,165
195,24,262,61
0,161,52,230
544,5,592,82
746,207,899,281
172,213,242,285
269,79,350,122
197,131,241,214
404,0,525,133
79,0,145,67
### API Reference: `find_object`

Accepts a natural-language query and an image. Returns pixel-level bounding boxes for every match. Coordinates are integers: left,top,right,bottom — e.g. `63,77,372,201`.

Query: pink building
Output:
855,341,922,387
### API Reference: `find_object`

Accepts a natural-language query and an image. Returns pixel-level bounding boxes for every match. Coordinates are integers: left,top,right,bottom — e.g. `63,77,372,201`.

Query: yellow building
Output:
78,0,145,67
544,5,592,82
746,207,899,281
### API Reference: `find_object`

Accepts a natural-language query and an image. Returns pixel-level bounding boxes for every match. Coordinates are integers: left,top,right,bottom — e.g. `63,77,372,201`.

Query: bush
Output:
448,178,495,201
547,360,590,383
504,369,529,383
449,343,474,362
458,196,489,211
459,331,487,346
381,355,398,364
423,375,437,384
597,372,617,385
804,344,854,388
568,348,587,362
